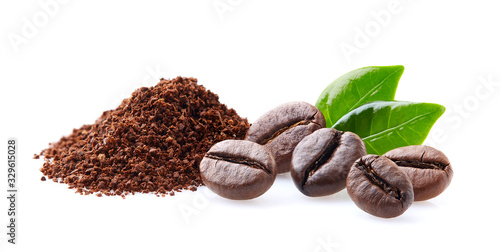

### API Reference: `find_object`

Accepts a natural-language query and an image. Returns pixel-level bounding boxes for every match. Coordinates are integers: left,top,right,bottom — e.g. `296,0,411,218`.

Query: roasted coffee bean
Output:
245,101,326,173
200,140,277,200
291,128,366,197
383,145,453,201
346,155,414,218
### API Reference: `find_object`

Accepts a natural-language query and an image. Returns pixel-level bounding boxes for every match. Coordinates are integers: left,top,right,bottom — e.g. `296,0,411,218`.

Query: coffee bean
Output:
291,128,366,197
346,155,414,218
383,145,453,201
245,101,326,173
200,140,277,200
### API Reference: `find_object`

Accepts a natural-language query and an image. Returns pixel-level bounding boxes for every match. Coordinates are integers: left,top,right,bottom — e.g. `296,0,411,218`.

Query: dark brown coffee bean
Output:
200,140,277,200
245,101,325,173
346,155,414,218
291,128,366,197
383,145,453,201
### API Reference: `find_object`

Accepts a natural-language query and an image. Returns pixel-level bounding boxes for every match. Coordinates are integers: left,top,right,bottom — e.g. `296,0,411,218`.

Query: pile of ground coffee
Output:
37,77,249,198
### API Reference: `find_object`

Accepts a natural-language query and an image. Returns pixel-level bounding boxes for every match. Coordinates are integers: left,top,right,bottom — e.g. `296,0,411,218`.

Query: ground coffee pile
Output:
38,77,249,197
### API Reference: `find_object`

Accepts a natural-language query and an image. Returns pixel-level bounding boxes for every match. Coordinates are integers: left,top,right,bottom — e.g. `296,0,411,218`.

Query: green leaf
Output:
315,65,404,127
333,101,445,155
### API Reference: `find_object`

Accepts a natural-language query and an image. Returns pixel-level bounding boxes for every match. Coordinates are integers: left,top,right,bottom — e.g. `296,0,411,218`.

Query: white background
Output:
1,1,500,251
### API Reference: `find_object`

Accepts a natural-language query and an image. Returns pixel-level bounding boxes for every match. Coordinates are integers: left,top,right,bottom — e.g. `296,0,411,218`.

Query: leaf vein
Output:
362,111,435,142
347,69,400,112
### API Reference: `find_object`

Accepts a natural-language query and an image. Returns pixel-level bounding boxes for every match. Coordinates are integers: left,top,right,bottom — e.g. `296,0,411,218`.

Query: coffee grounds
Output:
37,77,249,198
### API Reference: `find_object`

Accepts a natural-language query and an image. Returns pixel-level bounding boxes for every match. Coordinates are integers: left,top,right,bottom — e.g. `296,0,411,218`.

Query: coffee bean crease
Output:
357,159,402,200
259,111,321,145
392,160,447,170
205,153,271,174
301,130,343,186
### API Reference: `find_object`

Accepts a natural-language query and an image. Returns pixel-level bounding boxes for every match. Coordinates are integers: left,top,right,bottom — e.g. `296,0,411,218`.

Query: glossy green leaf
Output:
315,65,404,127
333,101,445,155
